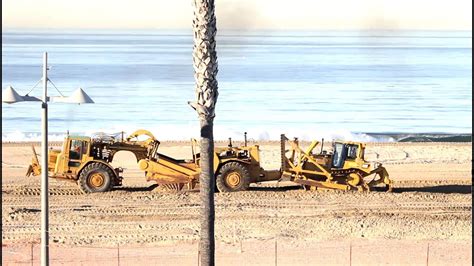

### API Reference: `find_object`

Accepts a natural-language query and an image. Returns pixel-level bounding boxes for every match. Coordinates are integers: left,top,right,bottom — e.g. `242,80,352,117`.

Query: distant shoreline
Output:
364,133,472,142
2,132,472,144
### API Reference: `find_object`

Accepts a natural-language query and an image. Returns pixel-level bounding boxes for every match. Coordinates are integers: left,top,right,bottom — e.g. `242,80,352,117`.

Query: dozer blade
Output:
366,166,393,192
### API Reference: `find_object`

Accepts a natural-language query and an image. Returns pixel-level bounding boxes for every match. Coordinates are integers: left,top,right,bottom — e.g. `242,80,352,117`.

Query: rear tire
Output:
78,162,114,193
216,162,251,192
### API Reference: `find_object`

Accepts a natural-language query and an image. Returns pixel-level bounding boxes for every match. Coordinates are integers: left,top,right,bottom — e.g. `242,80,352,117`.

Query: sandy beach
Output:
2,140,472,265
2,1,472,264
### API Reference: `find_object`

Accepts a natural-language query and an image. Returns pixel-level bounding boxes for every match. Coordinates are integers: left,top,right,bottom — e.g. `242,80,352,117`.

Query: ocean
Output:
1,30,472,142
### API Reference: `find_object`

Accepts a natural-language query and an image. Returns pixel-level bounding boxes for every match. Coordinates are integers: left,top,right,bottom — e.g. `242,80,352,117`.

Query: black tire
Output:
216,162,251,192
78,162,114,193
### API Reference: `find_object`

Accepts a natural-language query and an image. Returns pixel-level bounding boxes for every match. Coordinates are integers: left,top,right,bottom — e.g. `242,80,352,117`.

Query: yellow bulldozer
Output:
26,129,392,193
280,135,392,192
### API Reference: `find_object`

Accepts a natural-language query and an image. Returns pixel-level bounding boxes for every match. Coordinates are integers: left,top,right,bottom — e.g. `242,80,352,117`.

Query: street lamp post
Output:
41,51,50,266
2,52,94,266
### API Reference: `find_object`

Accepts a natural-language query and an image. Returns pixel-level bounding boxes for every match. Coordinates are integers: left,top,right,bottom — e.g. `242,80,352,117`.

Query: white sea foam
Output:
2,130,68,142
1,126,395,143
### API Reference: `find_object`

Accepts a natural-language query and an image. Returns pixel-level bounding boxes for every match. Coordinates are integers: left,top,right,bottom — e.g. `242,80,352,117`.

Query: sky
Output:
2,0,472,30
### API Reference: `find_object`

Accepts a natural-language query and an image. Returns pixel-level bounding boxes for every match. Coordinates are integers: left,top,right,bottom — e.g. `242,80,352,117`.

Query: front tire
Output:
216,162,251,192
78,163,114,193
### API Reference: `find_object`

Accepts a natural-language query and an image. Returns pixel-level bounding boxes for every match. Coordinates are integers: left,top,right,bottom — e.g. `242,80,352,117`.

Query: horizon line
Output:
2,27,472,32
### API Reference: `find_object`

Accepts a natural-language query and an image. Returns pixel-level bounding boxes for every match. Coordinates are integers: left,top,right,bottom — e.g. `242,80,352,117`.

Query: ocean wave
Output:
4,126,471,143
1,126,398,143
1,130,68,142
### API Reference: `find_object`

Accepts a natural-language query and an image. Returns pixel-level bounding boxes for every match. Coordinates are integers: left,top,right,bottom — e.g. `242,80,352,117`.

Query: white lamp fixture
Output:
51,88,94,104
2,85,25,103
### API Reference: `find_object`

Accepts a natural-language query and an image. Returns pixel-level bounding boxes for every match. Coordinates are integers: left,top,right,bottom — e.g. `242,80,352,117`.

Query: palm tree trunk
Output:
190,0,218,265
198,119,215,265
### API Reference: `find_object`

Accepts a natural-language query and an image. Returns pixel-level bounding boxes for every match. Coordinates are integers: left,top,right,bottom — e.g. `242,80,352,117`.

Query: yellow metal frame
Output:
282,137,332,180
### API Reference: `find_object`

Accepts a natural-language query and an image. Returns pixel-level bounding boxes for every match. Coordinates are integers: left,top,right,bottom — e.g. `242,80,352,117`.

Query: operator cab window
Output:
69,140,87,162
332,143,346,168
347,145,358,159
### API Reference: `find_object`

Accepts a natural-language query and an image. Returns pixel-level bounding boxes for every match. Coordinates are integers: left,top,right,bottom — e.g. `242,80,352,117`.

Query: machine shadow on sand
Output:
250,184,472,194
391,185,472,194
115,184,471,194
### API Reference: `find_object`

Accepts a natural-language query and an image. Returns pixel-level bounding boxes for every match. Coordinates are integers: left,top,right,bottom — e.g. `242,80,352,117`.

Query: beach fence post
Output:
274,238,278,266
31,243,34,266
117,243,120,266
426,243,430,266
349,242,352,266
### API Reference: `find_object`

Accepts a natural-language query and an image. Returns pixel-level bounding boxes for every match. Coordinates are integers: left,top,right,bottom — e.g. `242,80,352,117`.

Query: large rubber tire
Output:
78,162,114,193
216,162,251,192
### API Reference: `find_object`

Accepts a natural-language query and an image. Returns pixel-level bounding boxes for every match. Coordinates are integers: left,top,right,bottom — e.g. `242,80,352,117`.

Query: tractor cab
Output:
26,135,93,179
331,141,365,169
56,136,93,176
